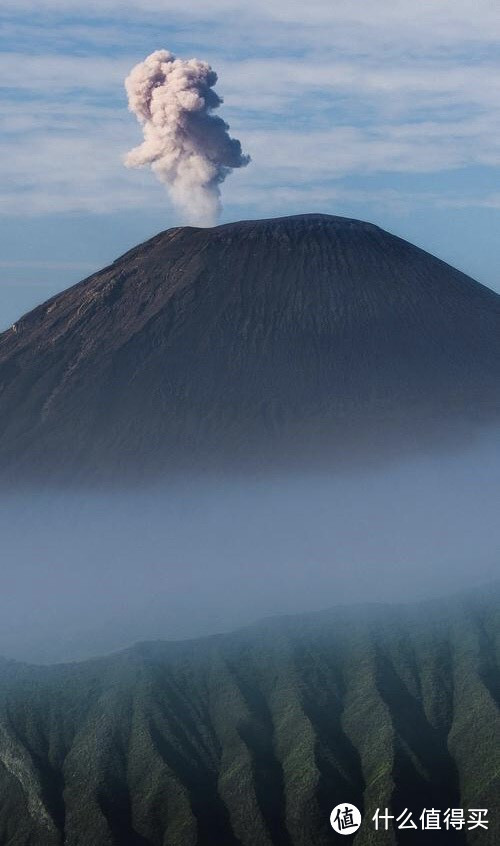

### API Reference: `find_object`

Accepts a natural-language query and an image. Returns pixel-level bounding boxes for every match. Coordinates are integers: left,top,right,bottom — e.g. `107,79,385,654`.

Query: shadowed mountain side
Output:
1,214,500,484
0,587,497,845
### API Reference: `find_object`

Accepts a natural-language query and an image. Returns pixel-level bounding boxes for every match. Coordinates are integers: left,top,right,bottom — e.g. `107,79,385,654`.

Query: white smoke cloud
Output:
124,49,250,226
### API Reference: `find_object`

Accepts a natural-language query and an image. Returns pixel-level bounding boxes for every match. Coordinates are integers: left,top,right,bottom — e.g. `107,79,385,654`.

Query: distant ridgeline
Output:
0,586,497,845
1,215,500,484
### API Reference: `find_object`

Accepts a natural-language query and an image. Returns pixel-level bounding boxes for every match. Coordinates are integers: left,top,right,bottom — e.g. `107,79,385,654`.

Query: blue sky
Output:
1,0,500,328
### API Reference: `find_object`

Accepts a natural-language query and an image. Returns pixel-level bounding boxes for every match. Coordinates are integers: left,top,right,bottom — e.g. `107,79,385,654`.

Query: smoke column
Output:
124,50,250,226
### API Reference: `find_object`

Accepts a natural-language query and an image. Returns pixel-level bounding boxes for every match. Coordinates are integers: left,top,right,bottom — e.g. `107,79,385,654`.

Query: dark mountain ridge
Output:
0,586,497,845
1,214,500,483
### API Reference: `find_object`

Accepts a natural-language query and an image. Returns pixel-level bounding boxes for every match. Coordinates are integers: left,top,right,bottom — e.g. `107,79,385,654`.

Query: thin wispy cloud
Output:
0,2,499,226
1,114,499,216
3,1,500,43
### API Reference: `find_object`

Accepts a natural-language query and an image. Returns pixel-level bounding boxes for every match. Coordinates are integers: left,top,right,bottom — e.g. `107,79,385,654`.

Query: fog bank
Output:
1,433,499,663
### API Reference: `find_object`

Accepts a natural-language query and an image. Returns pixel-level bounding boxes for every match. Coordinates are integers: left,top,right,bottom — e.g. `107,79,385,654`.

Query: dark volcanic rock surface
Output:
1,213,500,482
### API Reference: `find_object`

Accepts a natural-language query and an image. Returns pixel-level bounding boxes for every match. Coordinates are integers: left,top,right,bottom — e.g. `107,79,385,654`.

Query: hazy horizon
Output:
2,430,499,665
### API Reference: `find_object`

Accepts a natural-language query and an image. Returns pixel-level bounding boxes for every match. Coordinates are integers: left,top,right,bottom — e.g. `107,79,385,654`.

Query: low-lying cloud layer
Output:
124,50,250,225
2,434,500,663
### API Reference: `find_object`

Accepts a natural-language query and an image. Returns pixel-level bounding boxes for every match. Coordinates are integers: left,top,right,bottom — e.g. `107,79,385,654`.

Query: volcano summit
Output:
1,214,499,483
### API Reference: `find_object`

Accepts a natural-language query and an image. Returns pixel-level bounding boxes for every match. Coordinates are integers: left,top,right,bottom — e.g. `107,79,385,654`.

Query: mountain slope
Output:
0,588,497,845
1,214,500,482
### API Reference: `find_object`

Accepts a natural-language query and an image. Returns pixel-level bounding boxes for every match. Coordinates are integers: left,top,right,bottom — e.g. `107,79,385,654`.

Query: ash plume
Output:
124,50,250,226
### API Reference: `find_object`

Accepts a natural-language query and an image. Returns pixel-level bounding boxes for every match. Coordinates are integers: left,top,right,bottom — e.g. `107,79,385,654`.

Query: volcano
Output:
1,213,500,482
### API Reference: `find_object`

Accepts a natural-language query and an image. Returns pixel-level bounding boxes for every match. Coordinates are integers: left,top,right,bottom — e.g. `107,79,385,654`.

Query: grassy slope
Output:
0,588,497,846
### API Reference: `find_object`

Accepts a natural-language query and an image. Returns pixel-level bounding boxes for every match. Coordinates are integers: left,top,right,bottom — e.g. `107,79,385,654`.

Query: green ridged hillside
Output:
0,588,497,845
